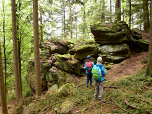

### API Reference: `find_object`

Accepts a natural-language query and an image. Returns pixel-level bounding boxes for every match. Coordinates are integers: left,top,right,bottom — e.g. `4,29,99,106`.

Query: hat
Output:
86,55,91,59
97,57,102,64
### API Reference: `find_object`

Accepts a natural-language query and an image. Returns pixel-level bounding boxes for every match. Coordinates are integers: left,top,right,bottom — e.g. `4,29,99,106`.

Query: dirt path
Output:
105,51,148,81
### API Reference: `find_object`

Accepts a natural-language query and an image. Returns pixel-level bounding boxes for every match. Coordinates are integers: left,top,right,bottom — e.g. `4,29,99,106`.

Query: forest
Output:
0,0,152,113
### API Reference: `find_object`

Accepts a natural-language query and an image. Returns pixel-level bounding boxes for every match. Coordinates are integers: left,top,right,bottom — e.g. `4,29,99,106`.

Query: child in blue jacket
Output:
84,55,94,88
94,57,106,101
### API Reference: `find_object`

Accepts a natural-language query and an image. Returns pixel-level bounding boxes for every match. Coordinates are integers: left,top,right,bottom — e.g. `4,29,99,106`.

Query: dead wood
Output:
125,99,152,114
110,98,127,112
130,96,151,105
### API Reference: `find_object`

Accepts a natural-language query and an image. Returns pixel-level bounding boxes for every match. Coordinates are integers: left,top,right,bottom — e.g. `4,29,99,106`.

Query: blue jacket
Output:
95,64,106,81
84,61,94,74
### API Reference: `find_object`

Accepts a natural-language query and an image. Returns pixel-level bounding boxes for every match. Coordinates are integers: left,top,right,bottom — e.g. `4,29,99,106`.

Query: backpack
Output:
92,65,102,81
86,62,93,72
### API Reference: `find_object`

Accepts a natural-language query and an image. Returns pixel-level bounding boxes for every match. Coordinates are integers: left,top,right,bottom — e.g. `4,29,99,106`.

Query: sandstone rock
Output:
98,43,131,63
54,54,81,75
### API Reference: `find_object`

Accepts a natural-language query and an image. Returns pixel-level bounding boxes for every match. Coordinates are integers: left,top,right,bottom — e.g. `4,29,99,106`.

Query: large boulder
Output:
46,67,77,87
69,44,98,60
54,54,81,75
26,60,52,92
91,21,130,45
98,43,131,63
40,42,69,56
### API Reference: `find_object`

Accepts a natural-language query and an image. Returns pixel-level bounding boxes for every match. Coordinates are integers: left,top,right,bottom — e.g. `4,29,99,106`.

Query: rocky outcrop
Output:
91,21,130,45
98,43,131,63
26,21,149,92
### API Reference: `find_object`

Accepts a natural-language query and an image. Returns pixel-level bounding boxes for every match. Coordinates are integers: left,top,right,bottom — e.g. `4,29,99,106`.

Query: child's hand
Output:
84,66,87,69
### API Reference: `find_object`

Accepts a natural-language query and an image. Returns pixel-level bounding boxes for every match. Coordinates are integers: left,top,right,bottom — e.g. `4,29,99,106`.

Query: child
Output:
94,57,106,101
84,55,94,88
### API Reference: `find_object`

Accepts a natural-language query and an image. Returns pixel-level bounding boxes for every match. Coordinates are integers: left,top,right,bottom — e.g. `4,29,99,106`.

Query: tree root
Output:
110,98,127,112
125,99,152,114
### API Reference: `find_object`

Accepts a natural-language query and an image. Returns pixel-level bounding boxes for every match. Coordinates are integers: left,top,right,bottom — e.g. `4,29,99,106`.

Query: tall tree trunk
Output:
33,0,41,97
62,0,66,39
110,0,112,22
17,0,22,96
76,16,78,40
11,0,21,102
143,0,150,32
101,0,105,23
83,0,86,39
146,0,152,77
123,7,124,21
0,41,8,114
129,0,131,28
2,0,7,94
40,9,43,42
69,0,72,39
115,0,121,21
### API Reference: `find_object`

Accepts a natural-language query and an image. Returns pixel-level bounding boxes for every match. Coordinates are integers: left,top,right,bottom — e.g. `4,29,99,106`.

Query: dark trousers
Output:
87,73,92,86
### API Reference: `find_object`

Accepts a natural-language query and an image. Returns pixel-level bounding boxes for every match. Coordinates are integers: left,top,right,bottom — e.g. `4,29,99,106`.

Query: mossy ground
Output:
11,66,152,114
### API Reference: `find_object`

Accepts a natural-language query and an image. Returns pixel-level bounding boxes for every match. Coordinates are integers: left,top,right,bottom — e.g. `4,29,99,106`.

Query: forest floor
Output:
0,31,150,114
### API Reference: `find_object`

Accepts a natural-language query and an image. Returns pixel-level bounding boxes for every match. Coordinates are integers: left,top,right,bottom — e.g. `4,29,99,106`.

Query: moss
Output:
60,100,74,113
139,39,149,44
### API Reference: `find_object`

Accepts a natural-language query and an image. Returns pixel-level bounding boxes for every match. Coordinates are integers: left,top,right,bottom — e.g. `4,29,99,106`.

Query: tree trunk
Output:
11,0,21,102
17,0,22,96
40,9,43,42
146,0,152,77
101,0,105,23
62,0,66,39
83,0,86,39
69,0,72,39
0,41,8,114
115,0,121,21
129,0,131,28
2,0,7,94
33,0,41,97
110,0,112,22
143,0,150,32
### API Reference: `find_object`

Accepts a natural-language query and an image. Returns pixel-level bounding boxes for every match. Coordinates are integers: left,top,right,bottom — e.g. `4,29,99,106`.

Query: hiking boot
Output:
98,98,102,101
86,85,88,88
94,96,97,100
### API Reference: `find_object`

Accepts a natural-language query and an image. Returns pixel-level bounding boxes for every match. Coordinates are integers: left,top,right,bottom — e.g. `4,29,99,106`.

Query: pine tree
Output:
33,0,41,97
11,0,21,102
146,0,152,77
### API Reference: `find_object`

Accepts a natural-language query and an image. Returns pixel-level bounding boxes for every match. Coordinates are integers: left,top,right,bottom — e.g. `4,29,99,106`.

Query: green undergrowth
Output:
13,67,152,114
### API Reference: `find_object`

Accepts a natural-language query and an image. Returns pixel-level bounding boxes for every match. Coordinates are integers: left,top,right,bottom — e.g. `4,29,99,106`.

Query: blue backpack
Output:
92,65,102,81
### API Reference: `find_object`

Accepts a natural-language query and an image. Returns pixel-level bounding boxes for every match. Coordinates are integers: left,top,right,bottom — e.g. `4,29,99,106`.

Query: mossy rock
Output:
56,83,72,97
23,103,34,114
59,100,74,113
48,84,58,92
91,21,131,45
40,42,68,55
70,45,98,60
98,43,131,58
47,67,77,87
26,60,51,92
49,38,72,48
54,54,80,75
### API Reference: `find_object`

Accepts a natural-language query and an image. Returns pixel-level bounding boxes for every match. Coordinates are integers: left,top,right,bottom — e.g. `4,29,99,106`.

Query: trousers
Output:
94,81,104,98
87,73,92,86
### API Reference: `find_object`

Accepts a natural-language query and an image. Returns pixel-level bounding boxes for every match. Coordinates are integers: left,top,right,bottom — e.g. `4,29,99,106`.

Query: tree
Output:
69,0,73,39
129,0,131,28
143,0,150,32
110,0,112,22
2,0,7,94
0,42,8,114
146,0,152,77
33,0,41,97
11,0,21,102
115,0,121,21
